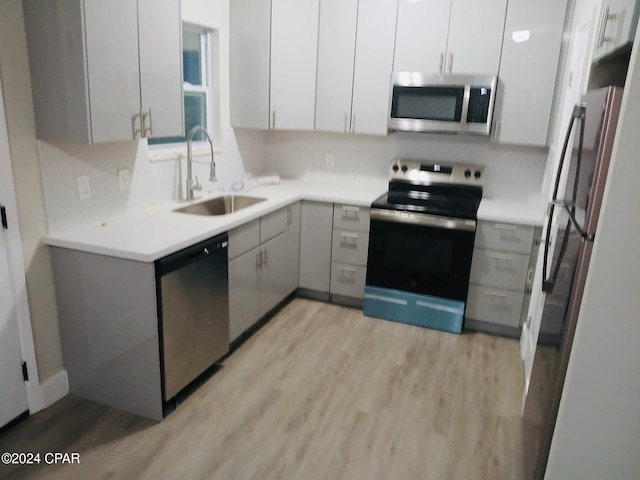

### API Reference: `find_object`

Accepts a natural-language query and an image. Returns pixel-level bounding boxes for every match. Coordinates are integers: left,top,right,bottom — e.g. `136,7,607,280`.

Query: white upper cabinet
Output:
350,0,399,136
394,0,507,75
446,0,508,74
494,0,568,146
592,0,640,62
315,0,398,135
315,0,359,133
23,0,183,144
229,0,271,129
394,0,450,74
137,0,184,139
270,0,320,130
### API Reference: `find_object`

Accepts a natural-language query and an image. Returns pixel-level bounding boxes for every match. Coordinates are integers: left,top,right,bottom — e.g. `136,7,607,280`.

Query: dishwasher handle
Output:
157,232,228,276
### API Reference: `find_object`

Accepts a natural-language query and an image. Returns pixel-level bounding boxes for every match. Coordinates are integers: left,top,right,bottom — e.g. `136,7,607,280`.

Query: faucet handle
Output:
193,176,202,191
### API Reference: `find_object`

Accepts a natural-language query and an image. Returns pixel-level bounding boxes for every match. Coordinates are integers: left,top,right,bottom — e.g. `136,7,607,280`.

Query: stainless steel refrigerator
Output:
522,86,624,480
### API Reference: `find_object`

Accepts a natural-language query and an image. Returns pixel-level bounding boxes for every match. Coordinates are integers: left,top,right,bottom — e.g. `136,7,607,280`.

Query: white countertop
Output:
44,175,546,262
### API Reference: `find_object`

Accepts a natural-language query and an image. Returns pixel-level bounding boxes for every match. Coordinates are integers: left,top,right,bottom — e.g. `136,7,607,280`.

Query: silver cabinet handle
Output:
596,7,608,48
286,205,292,225
494,223,517,231
490,253,512,261
262,248,267,267
338,265,356,273
344,113,348,133
351,114,356,133
342,205,360,213
440,52,444,73
256,251,262,270
131,113,142,139
448,52,453,73
340,232,359,240
142,109,152,137
598,7,616,47
485,290,507,298
272,110,276,129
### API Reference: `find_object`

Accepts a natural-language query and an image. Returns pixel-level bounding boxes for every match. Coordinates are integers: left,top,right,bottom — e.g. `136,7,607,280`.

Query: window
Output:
149,24,219,147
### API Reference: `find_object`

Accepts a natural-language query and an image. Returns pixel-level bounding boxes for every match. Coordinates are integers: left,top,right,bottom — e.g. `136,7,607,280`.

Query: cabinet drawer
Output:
469,248,530,292
260,207,287,243
333,204,370,233
466,285,524,328
228,219,260,260
475,221,535,253
330,263,366,299
331,230,369,266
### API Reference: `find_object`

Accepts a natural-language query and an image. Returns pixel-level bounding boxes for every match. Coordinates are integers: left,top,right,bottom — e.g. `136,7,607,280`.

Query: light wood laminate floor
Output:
1,299,531,479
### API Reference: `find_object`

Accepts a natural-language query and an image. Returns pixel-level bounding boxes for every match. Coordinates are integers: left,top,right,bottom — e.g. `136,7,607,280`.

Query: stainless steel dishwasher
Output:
156,232,229,402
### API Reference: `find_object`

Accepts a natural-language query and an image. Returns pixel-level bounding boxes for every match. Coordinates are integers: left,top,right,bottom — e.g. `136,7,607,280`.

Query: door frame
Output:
0,68,44,414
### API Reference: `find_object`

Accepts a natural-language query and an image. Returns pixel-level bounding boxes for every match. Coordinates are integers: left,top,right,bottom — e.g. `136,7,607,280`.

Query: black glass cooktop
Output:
371,182,482,220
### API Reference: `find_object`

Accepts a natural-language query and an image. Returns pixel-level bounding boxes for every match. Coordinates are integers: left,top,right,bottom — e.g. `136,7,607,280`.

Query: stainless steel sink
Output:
174,195,266,216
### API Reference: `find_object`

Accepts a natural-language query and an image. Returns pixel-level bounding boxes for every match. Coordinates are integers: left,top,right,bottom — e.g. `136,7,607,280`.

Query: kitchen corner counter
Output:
43,175,388,263
478,195,546,227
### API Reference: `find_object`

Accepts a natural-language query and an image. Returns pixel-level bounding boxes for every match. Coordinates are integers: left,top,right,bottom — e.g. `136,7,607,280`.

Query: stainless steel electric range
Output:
364,159,485,334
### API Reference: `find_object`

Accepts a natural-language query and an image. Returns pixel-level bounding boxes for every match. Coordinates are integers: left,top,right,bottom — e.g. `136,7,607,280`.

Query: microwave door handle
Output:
460,85,471,125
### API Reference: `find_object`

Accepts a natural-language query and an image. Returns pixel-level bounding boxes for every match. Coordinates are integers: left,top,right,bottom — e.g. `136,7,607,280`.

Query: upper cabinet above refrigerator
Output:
23,0,184,144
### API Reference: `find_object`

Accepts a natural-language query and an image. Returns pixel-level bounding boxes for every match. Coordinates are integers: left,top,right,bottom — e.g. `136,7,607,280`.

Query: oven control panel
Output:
389,159,485,186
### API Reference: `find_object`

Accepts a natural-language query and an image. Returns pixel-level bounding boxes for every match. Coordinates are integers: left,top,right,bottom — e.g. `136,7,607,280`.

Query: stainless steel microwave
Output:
388,72,497,136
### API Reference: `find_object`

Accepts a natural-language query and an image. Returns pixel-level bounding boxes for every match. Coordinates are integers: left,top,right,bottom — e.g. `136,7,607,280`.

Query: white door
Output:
446,0,507,74
0,226,28,428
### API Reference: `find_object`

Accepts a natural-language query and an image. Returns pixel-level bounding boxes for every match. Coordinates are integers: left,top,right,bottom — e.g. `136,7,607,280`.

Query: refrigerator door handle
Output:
542,104,587,294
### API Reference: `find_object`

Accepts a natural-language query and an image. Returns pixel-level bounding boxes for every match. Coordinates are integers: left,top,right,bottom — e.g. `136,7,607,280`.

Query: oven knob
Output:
474,170,482,179
464,169,471,178
392,164,399,172
401,165,408,173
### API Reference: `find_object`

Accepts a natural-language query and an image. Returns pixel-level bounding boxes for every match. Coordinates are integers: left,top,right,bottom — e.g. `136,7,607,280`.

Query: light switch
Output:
77,175,91,200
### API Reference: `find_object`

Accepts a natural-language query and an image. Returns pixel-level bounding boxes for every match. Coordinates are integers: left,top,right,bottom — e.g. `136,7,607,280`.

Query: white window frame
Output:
148,24,221,161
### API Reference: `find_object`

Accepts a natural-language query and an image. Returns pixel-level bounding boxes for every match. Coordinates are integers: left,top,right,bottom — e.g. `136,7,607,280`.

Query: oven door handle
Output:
370,209,476,231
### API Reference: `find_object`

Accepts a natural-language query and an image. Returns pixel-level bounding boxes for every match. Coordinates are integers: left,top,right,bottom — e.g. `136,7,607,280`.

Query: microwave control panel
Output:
467,88,492,124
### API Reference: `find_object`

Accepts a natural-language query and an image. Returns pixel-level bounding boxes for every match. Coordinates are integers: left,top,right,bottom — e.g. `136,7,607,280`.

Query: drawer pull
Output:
490,253,512,261
494,223,517,231
484,290,507,298
340,232,359,240
341,205,360,219
338,266,356,273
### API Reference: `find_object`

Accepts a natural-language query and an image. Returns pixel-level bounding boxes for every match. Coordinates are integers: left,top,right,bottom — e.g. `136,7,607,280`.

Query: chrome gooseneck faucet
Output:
185,125,216,201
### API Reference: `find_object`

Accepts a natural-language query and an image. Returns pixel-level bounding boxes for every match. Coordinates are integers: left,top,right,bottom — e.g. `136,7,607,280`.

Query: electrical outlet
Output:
76,175,91,200
118,168,130,191
325,153,335,169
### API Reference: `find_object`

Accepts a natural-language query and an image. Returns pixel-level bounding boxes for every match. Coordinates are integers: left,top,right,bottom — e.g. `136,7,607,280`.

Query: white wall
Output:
265,131,548,202
544,37,640,480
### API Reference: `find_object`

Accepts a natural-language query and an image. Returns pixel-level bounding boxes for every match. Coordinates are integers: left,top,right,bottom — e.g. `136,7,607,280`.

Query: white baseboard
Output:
40,370,69,409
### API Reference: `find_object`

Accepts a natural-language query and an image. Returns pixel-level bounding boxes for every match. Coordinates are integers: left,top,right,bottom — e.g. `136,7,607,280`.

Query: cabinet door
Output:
315,0,359,133
259,233,290,317
495,0,567,146
446,0,507,74
299,201,333,292
394,0,451,74
229,247,260,342
283,202,301,295
138,0,184,138
270,0,320,130
229,0,271,129
84,0,141,143
351,0,399,136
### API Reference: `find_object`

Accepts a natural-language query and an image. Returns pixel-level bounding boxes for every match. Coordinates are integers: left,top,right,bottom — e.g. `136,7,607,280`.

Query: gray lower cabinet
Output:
228,202,300,342
299,201,333,293
466,221,539,333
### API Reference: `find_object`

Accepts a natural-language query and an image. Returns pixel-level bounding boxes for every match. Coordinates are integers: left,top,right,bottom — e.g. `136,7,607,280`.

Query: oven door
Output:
366,209,476,302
